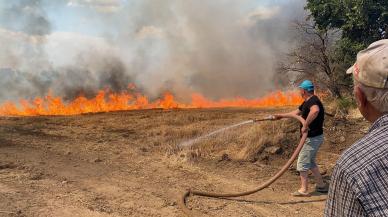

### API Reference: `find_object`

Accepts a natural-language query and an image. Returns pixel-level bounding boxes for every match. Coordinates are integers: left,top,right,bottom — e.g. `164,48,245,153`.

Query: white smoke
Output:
0,0,306,103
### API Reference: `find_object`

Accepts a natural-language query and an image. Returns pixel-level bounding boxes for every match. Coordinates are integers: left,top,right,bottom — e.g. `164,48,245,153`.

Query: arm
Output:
274,109,301,119
301,105,319,133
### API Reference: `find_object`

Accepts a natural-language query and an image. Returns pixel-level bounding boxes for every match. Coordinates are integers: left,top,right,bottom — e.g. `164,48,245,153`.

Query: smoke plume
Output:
0,0,306,103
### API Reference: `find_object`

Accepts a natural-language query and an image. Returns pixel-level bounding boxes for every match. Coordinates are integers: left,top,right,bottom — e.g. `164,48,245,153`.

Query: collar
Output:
369,113,388,132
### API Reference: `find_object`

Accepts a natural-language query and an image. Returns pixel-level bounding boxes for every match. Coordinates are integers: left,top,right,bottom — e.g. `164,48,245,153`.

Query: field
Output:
0,108,369,217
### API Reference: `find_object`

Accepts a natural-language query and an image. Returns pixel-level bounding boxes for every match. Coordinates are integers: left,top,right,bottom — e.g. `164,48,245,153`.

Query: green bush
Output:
336,96,356,112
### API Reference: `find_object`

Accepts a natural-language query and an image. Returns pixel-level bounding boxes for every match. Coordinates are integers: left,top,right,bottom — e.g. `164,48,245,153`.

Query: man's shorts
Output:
297,134,324,172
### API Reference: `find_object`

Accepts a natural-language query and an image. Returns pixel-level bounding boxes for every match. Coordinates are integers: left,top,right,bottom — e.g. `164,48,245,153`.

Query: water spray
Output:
179,115,276,148
178,114,308,216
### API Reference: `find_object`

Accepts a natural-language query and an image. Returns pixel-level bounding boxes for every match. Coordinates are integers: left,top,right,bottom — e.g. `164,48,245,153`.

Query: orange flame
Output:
0,87,303,116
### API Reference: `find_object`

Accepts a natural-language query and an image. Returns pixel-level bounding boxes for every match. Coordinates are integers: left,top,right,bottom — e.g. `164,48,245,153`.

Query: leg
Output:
299,171,309,192
296,137,311,194
308,135,328,192
291,170,310,196
311,166,325,187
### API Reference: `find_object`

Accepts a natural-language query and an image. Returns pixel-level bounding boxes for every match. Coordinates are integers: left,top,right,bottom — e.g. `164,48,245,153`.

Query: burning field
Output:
0,88,302,116
0,107,368,217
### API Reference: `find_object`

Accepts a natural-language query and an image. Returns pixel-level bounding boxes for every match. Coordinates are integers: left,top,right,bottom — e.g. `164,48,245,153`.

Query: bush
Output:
336,96,356,114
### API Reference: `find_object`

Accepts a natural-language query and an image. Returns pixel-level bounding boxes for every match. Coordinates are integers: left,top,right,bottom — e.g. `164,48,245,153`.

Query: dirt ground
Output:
0,108,369,217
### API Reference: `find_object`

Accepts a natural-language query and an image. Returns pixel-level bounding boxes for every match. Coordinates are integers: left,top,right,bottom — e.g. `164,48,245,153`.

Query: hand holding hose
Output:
301,123,309,134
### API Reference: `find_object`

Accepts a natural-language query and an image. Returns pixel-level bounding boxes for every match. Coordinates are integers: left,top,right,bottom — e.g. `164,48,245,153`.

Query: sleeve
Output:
324,164,365,217
309,97,319,109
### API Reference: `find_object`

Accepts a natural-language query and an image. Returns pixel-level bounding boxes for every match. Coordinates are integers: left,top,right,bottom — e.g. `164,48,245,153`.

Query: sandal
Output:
315,183,329,193
291,190,310,197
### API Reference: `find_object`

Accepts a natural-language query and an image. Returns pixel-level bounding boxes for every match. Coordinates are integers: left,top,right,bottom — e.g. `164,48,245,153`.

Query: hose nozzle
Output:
252,115,276,123
266,115,276,120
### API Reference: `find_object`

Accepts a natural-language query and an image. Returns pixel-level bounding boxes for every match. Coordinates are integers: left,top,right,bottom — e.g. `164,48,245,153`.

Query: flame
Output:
0,86,303,116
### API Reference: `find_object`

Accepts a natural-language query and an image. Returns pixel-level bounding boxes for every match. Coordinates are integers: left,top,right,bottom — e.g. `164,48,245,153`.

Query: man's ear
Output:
355,86,367,107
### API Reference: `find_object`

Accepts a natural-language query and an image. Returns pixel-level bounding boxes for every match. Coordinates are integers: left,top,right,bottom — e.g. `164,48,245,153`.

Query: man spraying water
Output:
272,80,328,196
180,85,314,215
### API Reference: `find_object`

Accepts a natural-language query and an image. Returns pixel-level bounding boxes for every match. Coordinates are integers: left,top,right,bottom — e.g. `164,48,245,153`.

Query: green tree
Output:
306,0,388,83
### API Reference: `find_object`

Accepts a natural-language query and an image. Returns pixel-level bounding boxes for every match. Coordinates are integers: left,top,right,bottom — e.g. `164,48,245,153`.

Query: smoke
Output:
0,0,50,35
0,0,306,103
0,0,52,101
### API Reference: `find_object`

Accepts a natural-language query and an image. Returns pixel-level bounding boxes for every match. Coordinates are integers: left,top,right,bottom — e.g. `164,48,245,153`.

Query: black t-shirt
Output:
298,95,324,137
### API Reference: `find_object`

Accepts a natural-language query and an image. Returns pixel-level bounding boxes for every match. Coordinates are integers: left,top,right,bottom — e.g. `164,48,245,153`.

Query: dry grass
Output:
163,116,300,163
0,108,300,164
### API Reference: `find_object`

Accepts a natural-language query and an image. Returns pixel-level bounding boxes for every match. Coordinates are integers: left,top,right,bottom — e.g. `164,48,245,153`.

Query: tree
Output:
278,21,343,97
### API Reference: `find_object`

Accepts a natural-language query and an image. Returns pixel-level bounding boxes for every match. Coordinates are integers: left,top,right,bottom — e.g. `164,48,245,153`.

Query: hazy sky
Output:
39,0,298,35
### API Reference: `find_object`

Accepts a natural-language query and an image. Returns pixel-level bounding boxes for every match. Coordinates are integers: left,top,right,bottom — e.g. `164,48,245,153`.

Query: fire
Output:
0,87,303,116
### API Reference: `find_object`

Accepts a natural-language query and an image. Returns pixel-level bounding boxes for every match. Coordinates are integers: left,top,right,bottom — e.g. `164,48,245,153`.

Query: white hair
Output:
355,80,388,113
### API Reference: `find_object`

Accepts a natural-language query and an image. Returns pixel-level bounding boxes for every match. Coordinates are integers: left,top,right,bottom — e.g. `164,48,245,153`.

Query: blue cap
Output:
298,80,314,92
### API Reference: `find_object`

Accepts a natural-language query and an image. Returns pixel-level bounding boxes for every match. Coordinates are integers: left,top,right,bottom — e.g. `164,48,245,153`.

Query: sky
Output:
0,0,307,102
40,0,296,36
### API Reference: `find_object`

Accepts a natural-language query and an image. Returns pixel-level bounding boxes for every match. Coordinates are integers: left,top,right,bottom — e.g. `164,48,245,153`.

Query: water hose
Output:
178,114,308,216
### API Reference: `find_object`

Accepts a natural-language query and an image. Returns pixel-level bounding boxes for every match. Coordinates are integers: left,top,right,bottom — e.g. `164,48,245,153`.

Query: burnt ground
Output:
0,108,369,217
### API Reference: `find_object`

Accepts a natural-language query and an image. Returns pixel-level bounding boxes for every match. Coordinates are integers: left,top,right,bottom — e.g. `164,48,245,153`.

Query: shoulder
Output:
328,122,388,215
349,124,387,159
305,95,322,108
338,126,388,174
334,125,388,192
311,95,323,104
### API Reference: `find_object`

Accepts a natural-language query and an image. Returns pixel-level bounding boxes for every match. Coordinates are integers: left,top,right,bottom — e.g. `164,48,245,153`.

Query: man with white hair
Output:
325,39,388,216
